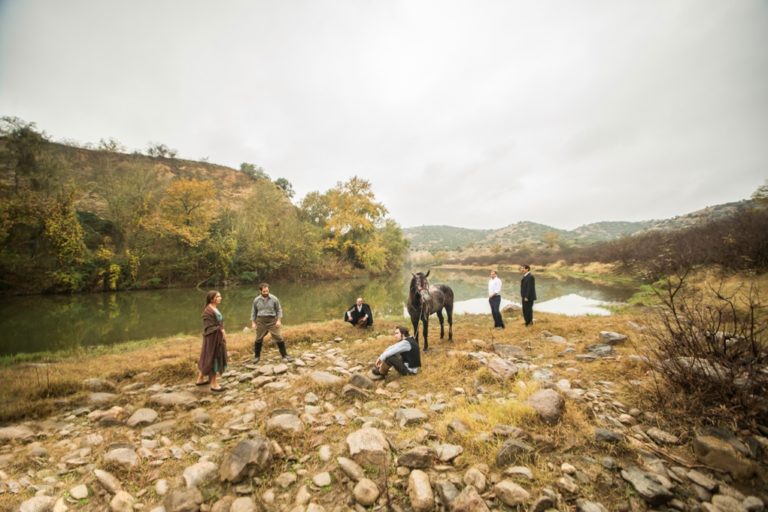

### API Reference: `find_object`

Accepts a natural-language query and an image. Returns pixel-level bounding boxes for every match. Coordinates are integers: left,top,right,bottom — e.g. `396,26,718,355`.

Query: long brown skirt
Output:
198,329,227,376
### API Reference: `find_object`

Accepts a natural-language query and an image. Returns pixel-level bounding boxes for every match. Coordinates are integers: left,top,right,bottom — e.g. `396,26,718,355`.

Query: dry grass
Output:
0,304,733,510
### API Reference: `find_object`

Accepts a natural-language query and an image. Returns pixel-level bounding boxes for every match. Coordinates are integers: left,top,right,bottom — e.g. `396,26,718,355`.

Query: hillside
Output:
404,201,754,252
0,132,408,293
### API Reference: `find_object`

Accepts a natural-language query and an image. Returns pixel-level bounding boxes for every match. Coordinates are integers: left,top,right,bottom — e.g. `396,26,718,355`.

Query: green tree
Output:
146,142,177,158
274,177,295,199
0,116,48,192
240,162,269,180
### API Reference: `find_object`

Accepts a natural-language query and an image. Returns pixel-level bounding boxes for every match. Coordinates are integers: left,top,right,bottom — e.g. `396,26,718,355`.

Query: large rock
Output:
150,391,197,407
126,408,158,427
496,439,535,467
494,479,530,506
436,444,463,462
395,408,429,426
94,468,122,493
450,485,490,512
350,373,376,389
183,460,218,488
399,446,435,468
354,478,380,506
346,427,390,468
104,447,139,469
599,331,628,344
266,412,304,436
230,497,258,512
693,435,758,479
337,456,364,481
486,357,519,380
83,377,116,392
219,437,272,483
620,466,674,506
526,389,564,425
310,371,344,387
0,424,34,441
19,496,55,512
110,491,135,512
164,487,204,512
408,469,434,512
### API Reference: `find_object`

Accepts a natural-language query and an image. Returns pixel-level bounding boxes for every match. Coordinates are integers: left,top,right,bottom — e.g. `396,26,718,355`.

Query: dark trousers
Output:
381,355,410,376
522,300,534,326
489,295,504,328
254,316,287,358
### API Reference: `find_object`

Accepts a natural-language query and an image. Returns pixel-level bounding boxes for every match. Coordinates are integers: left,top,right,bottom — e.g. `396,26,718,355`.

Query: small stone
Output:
353,478,380,506
312,471,331,487
337,457,364,481
494,479,530,506
408,469,434,512
94,469,122,493
463,467,486,492
69,484,89,500
110,491,135,512
230,497,258,512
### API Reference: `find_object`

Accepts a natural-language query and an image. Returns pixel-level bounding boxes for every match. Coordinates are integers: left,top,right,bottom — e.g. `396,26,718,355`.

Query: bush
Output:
638,269,768,426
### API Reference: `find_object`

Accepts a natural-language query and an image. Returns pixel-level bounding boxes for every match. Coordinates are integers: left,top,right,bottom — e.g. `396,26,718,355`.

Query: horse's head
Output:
411,271,432,305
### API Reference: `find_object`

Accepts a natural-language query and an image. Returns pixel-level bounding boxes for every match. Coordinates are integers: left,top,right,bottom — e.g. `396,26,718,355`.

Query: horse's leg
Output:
446,304,453,341
411,315,419,342
422,316,429,352
436,310,445,339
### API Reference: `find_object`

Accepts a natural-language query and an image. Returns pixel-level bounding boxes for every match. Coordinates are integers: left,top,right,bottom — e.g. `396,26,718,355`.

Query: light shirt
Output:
251,294,282,320
488,276,502,297
379,339,418,374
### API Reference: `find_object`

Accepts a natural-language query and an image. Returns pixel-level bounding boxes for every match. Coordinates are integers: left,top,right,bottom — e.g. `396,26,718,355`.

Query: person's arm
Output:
251,298,258,328
378,340,411,361
274,296,282,326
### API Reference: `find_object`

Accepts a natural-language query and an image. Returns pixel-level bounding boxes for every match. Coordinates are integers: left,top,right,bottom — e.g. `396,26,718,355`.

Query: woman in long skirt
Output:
196,290,228,392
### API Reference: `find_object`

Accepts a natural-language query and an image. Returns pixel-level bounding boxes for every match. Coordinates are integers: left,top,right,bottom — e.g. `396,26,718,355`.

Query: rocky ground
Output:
1,314,766,512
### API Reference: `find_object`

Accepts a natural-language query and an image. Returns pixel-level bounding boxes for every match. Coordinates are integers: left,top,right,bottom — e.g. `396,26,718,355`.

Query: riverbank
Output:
1,310,766,511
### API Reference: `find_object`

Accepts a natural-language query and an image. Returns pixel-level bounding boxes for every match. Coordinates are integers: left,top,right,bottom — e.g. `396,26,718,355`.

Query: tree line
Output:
0,117,408,294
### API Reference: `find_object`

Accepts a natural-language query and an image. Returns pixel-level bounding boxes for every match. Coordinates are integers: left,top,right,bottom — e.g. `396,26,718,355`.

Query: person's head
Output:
206,290,222,305
490,270,497,279
394,326,410,340
356,297,364,306
519,264,530,273
259,283,270,297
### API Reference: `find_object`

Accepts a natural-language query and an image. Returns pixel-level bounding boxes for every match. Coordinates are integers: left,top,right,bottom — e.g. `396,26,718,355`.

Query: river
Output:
0,268,636,355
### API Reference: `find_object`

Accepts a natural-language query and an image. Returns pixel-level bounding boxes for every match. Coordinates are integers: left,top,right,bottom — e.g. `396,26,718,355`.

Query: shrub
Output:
638,269,768,426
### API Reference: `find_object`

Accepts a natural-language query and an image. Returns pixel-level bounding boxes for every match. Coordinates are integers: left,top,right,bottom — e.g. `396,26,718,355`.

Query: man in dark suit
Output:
520,264,537,326
344,297,373,327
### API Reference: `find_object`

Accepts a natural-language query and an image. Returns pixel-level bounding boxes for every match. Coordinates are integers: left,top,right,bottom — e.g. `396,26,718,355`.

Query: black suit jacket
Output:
521,273,537,302
344,303,373,326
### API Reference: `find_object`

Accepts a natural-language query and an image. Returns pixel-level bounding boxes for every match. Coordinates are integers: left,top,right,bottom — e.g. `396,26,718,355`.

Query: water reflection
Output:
0,269,635,355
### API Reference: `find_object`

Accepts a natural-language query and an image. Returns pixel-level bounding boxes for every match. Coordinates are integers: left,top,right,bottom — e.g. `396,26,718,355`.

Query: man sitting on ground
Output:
372,326,421,379
344,297,373,328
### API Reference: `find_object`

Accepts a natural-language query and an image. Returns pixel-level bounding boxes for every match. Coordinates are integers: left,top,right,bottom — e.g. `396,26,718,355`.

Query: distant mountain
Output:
404,200,756,252
403,225,492,251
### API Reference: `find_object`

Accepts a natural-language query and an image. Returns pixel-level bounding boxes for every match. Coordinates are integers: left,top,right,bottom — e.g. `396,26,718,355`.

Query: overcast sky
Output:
1,1,766,230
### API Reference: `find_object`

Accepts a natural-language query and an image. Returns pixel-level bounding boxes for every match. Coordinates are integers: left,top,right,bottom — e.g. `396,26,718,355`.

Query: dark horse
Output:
407,271,454,351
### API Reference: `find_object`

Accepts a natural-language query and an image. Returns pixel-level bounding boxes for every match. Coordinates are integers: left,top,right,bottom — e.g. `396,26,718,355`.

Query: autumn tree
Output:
299,176,406,273
157,178,218,247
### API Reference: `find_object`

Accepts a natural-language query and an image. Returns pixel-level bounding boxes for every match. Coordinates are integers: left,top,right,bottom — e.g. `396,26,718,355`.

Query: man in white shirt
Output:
488,270,504,329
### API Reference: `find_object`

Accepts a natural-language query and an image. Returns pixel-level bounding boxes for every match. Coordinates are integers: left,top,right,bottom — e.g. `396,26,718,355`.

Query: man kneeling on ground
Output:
372,326,421,378
344,296,373,328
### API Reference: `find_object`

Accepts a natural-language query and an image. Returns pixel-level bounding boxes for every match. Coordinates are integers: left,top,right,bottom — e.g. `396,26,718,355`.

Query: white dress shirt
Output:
488,276,502,297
